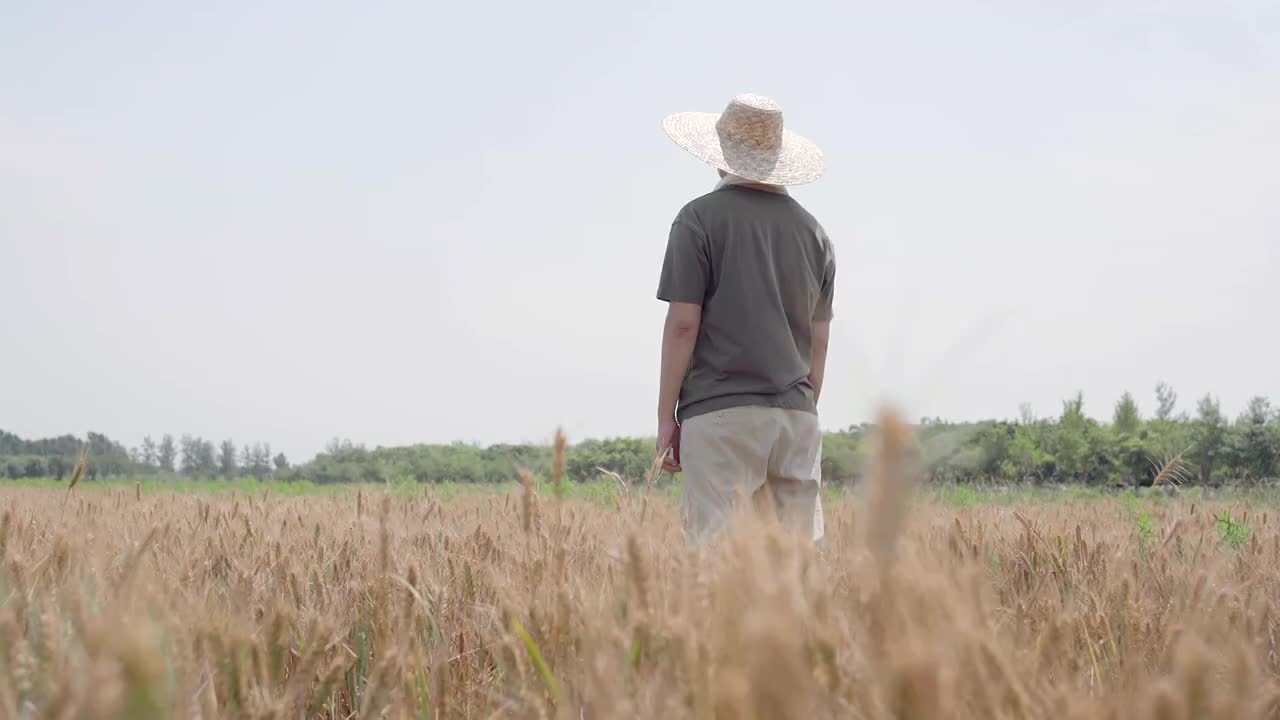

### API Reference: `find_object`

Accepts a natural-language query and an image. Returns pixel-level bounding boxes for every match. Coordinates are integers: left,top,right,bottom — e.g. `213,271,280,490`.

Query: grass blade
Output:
511,617,560,705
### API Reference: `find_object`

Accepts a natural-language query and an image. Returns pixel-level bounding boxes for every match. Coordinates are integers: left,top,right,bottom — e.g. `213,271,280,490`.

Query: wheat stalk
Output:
1150,446,1195,487
552,429,567,501
59,450,88,519
0,426,1275,717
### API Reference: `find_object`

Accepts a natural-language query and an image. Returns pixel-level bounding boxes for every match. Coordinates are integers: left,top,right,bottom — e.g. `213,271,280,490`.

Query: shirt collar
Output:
715,173,789,196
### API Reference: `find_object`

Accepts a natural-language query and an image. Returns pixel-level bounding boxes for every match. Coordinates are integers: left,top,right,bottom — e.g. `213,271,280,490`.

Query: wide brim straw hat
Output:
663,93,824,186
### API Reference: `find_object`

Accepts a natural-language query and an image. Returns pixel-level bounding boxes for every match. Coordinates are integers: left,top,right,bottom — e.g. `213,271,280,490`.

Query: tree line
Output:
3,383,1278,488
0,431,287,481
819,383,1279,488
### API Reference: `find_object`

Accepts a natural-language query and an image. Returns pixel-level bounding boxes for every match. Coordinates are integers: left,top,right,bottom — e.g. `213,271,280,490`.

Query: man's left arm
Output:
655,211,709,471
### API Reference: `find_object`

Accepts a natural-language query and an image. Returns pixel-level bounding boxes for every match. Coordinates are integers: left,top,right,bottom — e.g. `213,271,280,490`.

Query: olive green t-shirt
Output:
657,185,835,422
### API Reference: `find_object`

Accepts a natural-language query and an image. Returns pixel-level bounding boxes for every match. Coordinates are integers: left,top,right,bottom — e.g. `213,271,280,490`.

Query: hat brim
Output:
663,111,824,186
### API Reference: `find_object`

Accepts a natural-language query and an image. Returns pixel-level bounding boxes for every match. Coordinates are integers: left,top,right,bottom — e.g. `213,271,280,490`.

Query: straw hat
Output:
663,93,824,186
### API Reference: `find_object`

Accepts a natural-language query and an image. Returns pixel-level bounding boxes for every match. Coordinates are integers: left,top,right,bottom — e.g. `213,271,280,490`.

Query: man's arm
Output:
657,302,701,467
810,319,831,405
812,231,835,407
655,206,708,470
659,301,701,420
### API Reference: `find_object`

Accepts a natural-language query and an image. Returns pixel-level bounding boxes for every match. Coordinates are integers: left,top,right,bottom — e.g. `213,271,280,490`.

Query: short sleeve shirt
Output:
657,185,835,421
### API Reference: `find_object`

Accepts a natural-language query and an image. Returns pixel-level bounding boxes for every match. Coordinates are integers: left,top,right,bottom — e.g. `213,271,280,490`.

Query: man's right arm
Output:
655,209,709,465
812,233,835,406
810,320,830,405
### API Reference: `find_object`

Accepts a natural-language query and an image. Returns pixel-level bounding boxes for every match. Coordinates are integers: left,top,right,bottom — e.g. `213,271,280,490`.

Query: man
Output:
656,93,835,546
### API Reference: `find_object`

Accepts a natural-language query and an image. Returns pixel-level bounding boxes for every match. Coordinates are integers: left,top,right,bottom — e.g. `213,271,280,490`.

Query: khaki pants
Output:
679,406,825,545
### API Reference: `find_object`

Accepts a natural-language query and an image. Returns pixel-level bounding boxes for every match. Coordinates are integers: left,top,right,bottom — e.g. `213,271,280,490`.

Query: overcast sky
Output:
2,0,1277,462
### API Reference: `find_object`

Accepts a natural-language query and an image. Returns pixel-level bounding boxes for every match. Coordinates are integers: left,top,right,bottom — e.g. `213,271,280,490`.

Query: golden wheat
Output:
0,432,1277,717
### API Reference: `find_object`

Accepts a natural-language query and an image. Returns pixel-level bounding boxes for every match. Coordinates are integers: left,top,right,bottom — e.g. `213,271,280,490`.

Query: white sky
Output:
2,0,1277,463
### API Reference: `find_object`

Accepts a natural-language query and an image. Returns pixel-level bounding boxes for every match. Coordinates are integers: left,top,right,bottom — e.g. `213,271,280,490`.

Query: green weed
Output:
1215,511,1250,550
1135,510,1155,558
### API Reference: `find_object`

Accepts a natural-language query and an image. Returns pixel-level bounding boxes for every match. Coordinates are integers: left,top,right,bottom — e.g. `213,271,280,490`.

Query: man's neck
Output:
715,173,789,195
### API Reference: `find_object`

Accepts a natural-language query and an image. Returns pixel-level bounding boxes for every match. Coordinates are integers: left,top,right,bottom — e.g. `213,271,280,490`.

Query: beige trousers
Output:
679,406,825,545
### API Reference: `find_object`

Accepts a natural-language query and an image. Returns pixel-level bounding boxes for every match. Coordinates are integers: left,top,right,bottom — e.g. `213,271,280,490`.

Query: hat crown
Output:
662,92,822,185
715,94,784,154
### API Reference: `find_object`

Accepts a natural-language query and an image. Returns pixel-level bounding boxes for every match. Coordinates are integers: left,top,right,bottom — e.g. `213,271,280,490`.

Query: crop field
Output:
1,426,1278,719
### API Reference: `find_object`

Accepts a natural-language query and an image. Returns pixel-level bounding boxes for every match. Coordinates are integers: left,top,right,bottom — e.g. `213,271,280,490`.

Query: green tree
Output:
219,440,238,478
250,443,272,477
1193,395,1227,486
1007,422,1053,482
1052,392,1099,484
180,436,199,475
24,457,47,478
86,432,131,477
180,436,217,477
141,436,158,467
1113,392,1141,435
1155,381,1178,421
157,435,177,473
0,431,21,456
973,422,1014,479
822,432,867,484
197,439,218,476
1231,397,1277,483
238,443,274,478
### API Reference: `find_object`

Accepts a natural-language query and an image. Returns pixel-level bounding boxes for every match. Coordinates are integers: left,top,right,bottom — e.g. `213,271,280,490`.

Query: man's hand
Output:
657,417,682,473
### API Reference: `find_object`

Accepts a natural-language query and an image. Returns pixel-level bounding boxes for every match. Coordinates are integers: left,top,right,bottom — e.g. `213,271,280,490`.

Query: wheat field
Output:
1,424,1278,719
